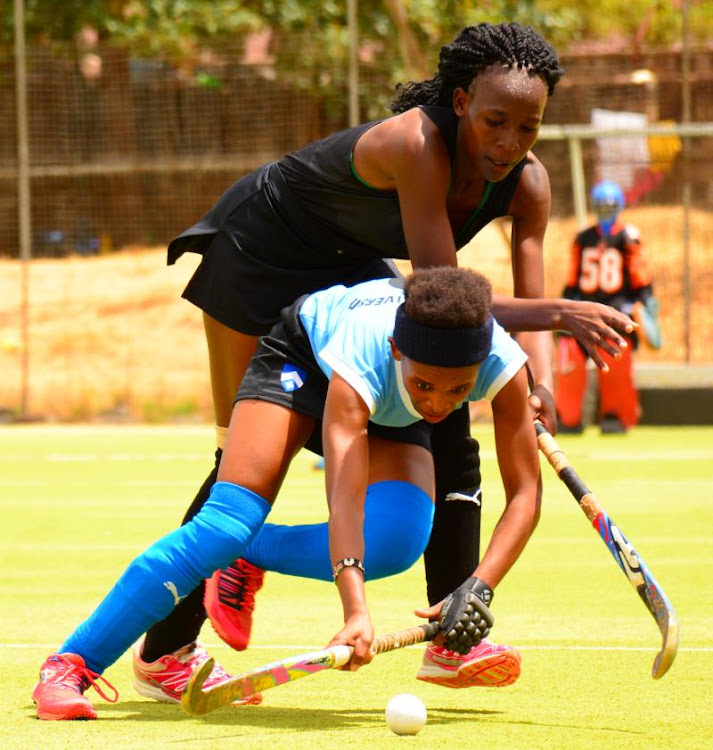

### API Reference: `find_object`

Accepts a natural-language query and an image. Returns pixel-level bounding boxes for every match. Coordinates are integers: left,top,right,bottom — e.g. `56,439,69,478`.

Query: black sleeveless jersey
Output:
168,106,527,267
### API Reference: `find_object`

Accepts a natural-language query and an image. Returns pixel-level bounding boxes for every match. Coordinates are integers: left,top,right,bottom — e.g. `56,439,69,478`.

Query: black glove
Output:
439,577,494,654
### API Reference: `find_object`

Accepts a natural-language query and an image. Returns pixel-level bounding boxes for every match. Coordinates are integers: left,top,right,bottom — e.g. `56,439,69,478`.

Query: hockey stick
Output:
535,421,679,679
181,621,440,716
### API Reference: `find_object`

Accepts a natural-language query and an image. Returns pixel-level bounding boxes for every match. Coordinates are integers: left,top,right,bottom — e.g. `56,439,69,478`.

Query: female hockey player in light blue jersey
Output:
33,267,541,720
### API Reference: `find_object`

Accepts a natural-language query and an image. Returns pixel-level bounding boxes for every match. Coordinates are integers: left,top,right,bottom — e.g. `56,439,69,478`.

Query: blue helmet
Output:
591,180,624,235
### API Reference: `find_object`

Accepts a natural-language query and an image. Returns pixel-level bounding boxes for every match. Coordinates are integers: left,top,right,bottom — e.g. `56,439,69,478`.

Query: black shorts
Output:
182,241,400,336
236,297,431,455
170,166,402,336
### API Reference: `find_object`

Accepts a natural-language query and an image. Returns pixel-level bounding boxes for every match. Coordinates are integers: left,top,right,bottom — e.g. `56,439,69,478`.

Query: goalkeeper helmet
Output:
591,180,625,235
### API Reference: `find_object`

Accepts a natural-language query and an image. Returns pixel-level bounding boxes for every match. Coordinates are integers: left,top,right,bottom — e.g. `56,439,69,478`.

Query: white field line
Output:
3,642,712,653
0,453,207,462
0,425,212,436
2,449,712,462
0,481,200,489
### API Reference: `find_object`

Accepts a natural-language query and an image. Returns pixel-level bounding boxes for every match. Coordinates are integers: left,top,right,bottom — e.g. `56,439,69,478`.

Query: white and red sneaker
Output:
33,652,119,720
132,640,262,706
204,558,265,651
416,639,522,688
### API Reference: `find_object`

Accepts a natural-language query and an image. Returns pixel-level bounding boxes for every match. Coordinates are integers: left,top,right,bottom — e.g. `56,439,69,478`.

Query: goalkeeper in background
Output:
555,180,662,434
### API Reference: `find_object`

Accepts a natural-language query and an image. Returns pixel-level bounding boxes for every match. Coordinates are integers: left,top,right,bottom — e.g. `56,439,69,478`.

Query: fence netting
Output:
1,37,711,418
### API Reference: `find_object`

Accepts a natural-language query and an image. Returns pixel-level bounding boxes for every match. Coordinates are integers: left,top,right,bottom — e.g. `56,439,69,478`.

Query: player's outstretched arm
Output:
556,299,637,369
508,152,556,432
415,367,540,648
322,372,374,670
472,367,541,587
493,296,636,371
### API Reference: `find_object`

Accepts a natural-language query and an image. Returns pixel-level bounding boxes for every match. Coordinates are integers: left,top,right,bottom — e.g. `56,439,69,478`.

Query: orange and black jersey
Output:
562,220,654,311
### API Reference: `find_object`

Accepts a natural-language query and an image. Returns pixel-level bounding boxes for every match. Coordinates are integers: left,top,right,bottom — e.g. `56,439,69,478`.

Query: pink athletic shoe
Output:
204,558,265,651
33,652,119,720
132,639,262,706
416,639,522,688
132,640,262,705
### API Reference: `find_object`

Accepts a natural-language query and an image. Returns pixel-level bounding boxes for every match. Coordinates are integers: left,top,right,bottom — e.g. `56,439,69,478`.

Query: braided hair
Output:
389,22,564,114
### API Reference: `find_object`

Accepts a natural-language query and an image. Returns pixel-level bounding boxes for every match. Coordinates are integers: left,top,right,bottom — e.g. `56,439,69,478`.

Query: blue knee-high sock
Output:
244,480,433,581
60,482,270,673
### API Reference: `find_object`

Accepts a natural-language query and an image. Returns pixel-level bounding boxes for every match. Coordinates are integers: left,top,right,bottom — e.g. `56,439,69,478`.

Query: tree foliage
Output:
3,1,711,70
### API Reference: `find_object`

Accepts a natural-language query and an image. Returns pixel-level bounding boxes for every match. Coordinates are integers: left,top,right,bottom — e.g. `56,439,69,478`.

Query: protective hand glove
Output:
632,297,662,350
439,577,494,654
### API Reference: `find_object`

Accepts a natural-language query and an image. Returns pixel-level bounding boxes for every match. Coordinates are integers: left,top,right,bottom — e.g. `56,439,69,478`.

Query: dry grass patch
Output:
0,207,711,421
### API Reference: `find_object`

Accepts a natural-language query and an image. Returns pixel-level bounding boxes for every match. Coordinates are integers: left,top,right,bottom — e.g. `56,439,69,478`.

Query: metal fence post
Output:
567,135,588,229
14,0,31,417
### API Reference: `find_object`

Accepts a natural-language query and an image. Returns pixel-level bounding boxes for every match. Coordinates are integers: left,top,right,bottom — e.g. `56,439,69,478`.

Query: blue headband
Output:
392,304,493,367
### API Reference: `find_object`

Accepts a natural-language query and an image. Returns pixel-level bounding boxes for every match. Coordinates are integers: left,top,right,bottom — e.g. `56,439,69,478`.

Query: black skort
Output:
236,296,431,455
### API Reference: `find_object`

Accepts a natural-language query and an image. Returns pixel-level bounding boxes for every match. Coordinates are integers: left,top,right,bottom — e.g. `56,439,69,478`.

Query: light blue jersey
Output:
299,277,527,427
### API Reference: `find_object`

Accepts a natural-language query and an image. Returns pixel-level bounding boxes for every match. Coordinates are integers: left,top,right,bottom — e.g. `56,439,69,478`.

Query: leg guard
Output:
61,482,270,673
598,345,639,427
424,405,482,606
555,335,588,429
244,480,433,581
142,450,222,663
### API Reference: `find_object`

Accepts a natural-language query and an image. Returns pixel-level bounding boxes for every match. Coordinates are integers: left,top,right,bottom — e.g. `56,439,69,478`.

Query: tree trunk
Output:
382,0,430,80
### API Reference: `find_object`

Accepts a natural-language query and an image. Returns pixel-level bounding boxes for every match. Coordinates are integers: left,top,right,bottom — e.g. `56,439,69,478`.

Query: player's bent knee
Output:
364,481,434,579
191,482,272,572
145,481,272,585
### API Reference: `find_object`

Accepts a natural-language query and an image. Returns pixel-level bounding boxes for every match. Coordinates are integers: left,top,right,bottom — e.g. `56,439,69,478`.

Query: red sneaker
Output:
33,652,119,720
416,639,522,688
132,639,262,705
204,558,265,651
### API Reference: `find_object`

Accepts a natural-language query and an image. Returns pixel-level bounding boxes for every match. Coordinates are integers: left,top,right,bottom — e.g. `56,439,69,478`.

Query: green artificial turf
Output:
1,424,711,749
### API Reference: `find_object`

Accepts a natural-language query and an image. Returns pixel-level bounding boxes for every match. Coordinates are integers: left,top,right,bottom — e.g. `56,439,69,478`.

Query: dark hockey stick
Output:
536,421,678,679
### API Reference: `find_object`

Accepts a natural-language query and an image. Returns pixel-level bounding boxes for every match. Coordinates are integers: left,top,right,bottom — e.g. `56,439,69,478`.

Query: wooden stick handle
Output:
371,621,440,655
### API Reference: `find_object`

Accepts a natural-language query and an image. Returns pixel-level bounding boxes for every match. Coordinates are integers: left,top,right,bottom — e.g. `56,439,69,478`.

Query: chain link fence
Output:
1,37,712,419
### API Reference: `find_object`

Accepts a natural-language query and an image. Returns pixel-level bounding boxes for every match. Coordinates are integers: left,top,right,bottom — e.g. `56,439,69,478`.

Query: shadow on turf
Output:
25,702,646,737
36,702,504,728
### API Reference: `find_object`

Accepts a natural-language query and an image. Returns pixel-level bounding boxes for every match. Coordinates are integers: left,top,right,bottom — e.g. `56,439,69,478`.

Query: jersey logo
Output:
444,489,482,507
348,294,399,310
280,364,307,392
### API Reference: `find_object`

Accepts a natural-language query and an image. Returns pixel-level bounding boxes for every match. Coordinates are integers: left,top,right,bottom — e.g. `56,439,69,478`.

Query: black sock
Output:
424,406,482,605
424,495,482,606
140,449,221,663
